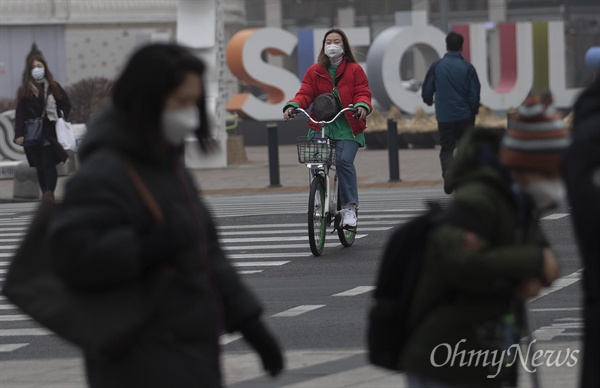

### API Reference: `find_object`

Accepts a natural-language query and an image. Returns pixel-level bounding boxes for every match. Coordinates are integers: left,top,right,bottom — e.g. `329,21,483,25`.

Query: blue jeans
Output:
334,139,359,206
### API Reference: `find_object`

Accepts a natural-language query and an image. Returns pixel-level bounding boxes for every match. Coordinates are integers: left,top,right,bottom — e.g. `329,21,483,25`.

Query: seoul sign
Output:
226,11,582,121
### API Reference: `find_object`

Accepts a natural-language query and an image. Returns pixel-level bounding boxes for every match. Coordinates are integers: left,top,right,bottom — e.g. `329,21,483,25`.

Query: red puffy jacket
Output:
287,59,372,136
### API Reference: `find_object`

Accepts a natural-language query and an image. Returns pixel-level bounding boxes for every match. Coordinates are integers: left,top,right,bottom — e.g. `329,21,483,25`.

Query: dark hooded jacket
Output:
48,104,263,388
562,77,600,388
400,128,547,387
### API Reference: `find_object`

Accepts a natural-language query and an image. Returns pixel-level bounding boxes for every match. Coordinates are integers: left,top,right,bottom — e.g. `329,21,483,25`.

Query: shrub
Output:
65,77,113,124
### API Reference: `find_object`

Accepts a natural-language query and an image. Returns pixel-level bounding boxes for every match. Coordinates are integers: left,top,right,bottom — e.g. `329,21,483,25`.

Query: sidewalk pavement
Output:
0,145,445,201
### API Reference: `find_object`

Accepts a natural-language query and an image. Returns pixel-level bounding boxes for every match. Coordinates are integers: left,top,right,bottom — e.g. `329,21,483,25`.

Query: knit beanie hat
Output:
499,92,571,173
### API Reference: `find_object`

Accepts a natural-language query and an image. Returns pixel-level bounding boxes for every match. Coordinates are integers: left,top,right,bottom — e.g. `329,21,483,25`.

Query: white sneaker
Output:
343,209,357,227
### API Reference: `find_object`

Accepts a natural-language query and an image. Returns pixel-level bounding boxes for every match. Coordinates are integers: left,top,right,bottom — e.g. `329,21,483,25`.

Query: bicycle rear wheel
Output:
308,176,327,256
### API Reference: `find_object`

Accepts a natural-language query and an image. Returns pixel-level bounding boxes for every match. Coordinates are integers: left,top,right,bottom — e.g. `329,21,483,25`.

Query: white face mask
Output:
524,180,566,211
324,44,344,59
31,67,45,81
161,106,200,146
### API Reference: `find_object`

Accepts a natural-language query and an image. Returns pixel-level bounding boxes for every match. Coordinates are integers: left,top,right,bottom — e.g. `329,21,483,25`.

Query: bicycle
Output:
291,105,359,256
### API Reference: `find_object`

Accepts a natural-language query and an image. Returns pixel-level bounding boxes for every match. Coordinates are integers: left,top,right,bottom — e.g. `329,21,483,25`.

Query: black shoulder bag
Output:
312,77,342,121
23,93,48,147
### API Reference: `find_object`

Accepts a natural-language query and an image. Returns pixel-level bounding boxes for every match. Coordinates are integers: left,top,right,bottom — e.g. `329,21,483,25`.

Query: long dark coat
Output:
14,81,70,166
562,77,600,388
47,105,263,388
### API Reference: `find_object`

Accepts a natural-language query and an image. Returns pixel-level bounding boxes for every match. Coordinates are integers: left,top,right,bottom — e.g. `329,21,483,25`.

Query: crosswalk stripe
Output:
0,328,53,336
0,343,28,352
332,286,375,297
272,305,325,317
232,261,289,267
0,314,30,322
220,235,366,243
228,253,310,259
541,213,569,220
529,269,583,302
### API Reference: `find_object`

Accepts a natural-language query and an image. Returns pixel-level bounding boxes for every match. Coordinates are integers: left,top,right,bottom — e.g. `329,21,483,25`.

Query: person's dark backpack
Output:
367,201,443,371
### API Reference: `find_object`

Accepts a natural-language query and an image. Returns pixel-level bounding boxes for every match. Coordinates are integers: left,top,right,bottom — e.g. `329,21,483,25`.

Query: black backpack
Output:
367,201,443,371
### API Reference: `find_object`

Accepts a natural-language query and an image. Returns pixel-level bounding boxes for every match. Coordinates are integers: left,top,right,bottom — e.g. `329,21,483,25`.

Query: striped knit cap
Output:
499,92,571,173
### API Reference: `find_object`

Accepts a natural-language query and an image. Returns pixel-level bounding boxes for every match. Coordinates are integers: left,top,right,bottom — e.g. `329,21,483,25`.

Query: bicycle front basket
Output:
296,137,336,165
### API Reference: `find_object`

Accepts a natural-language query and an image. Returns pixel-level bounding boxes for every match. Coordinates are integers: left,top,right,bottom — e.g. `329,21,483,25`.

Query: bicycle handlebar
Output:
291,105,359,126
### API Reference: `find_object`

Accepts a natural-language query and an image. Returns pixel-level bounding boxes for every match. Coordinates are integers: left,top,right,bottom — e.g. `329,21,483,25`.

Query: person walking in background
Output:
422,31,481,195
562,77,600,388
283,28,372,228
401,92,567,387
47,43,284,387
13,53,71,202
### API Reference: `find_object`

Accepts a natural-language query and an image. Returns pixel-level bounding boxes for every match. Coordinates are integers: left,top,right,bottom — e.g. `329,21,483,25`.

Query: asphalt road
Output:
0,187,585,387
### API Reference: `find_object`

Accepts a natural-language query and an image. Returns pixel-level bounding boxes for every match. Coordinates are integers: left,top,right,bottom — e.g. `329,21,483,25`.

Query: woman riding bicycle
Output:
283,28,372,228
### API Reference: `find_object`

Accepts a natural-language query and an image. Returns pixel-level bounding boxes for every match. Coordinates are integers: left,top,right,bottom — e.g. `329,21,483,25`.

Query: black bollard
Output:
267,123,282,187
387,119,401,182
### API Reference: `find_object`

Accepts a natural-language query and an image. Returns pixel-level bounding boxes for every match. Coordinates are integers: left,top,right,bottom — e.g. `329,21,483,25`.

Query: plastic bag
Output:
56,117,77,153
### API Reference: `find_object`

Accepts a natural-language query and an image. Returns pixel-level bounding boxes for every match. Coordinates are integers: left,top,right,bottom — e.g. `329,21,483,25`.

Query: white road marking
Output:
0,328,53,336
0,314,30,322
224,244,320,250
529,269,583,302
530,307,583,312
232,261,289,267
228,253,310,259
220,235,366,243
0,304,16,310
272,305,326,317
541,213,569,220
220,334,242,345
219,227,389,236
237,270,263,275
532,318,584,341
332,286,375,297
0,245,18,250
0,343,28,352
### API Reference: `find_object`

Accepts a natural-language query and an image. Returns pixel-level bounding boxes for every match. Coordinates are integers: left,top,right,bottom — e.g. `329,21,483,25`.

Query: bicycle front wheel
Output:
338,209,357,247
308,176,327,256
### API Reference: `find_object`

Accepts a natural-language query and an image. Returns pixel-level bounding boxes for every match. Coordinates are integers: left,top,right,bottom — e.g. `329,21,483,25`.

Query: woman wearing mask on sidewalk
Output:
48,43,284,387
14,53,71,202
283,28,372,228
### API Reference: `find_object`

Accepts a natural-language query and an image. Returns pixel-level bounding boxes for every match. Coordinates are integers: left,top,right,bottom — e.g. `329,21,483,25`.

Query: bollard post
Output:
387,119,401,182
267,123,282,187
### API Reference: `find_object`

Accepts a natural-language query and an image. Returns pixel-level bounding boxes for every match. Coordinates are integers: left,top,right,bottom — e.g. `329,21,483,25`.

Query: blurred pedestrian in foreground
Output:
401,92,568,387
562,77,600,388
421,31,481,194
47,43,284,387
14,53,71,202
